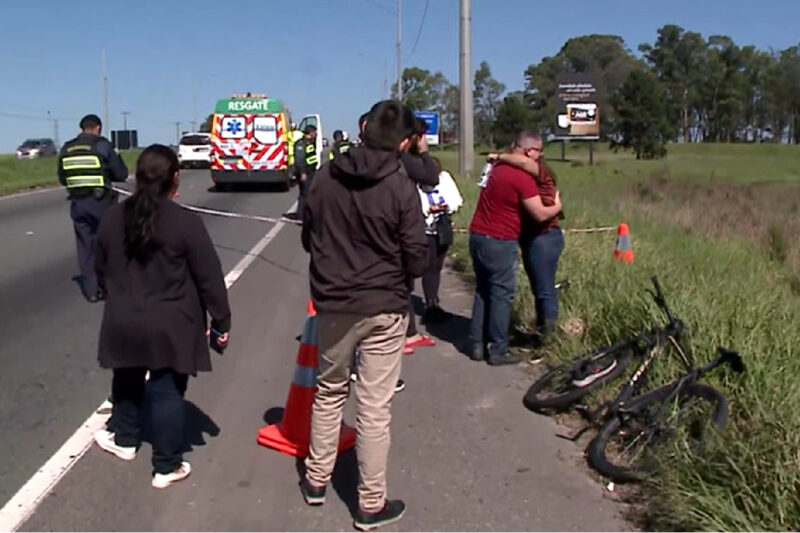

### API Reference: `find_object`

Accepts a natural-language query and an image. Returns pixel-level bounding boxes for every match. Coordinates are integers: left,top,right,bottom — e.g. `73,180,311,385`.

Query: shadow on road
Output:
207,183,294,194
412,295,474,359
139,400,221,454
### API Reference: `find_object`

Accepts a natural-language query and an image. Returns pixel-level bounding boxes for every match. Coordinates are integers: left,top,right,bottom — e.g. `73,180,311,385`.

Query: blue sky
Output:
1,0,798,153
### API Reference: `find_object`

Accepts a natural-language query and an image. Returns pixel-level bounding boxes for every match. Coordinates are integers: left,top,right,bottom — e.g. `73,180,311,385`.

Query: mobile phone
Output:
209,328,227,355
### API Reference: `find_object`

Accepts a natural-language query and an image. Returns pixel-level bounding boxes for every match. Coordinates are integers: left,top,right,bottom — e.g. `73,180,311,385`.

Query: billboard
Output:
111,130,139,150
413,111,440,146
554,74,600,139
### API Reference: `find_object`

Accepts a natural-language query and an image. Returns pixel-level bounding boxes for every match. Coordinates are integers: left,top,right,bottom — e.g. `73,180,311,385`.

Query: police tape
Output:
112,187,615,234
112,187,303,226
452,225,616,235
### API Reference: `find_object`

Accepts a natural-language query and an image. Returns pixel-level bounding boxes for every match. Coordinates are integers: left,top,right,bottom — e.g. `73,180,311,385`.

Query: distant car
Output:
16,138,57,159
177,133,212,169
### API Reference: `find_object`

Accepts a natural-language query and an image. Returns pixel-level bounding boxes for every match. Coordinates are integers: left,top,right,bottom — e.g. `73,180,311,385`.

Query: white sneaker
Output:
94,429,137,461
152,461,191,489
350,372,358,382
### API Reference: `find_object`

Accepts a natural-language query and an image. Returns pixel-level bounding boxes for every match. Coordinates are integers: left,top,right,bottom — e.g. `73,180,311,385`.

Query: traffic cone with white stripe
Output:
257,300,357,458
613,222,634,263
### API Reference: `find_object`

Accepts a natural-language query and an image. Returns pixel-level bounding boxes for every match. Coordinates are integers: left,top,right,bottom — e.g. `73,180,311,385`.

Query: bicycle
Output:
586,346,744,483
523,276,684,414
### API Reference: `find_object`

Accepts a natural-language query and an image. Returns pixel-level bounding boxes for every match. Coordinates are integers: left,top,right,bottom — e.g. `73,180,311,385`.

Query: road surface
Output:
0,170,626,531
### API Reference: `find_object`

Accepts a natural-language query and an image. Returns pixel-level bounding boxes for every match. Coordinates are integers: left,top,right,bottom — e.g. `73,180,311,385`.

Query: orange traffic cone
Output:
257,300,357,458
614,222,634,263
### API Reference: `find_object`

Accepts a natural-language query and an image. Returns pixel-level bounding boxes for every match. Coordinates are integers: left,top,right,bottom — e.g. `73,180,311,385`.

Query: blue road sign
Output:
413,111,440,145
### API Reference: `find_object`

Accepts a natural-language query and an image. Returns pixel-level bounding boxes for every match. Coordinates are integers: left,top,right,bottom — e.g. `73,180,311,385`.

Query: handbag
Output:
436,212,454,247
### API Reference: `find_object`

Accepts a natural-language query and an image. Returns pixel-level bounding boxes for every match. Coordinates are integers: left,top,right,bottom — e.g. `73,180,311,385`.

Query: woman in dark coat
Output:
93,144,231,489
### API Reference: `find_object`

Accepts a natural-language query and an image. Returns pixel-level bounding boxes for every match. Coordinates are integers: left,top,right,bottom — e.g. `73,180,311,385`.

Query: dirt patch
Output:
626,176,800,270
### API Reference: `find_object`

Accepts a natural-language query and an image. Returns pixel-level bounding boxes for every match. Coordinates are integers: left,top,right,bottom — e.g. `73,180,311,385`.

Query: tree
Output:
199,114,214,133
392,67,450,111
439,84,459,142
611,69,674,159
473,61,506,145
491,91,534,149
639,25,706,142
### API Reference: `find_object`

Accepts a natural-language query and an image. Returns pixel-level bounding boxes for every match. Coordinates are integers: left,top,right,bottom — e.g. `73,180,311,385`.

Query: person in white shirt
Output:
418,157,464,323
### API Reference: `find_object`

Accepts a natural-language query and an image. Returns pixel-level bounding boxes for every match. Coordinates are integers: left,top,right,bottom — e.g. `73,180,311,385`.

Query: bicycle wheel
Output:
523,346,634,412
586,382,728,483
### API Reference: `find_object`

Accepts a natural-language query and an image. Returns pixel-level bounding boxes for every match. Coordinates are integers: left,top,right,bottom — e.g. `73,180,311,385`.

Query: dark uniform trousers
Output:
70,190,115,297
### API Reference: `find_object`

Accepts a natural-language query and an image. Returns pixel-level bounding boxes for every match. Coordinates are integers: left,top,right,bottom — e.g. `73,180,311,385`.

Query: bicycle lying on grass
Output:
523,276,745,483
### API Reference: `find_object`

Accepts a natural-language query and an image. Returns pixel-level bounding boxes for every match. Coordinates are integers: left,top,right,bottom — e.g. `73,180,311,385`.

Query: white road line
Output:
0,186,61,202
223,200,295,289
0,200,296,532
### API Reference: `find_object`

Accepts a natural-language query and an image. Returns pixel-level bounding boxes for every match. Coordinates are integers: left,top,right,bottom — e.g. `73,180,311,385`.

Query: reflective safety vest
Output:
287,130,304,166
328,141,352,160
304,141,318,168
60,140,106,189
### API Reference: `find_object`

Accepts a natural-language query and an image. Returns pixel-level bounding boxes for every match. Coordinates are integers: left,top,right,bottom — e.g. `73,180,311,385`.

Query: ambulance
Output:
210,93,322,191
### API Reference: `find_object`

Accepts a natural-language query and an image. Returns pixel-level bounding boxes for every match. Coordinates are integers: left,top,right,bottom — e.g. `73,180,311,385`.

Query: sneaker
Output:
152,461,191,489
94,429,136,461
469,346,484,362
487,353,521,366
403,346,414,355
299,477,327,506
96,396,113,415
572,359,618,388
350,372,358,382
394,379,406,393
354,499,406,531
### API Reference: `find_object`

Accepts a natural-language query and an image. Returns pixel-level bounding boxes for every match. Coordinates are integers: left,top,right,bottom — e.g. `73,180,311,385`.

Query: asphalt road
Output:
0,169,626,531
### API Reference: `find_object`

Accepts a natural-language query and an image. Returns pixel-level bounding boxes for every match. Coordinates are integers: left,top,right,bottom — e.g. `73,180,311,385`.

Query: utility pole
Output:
121,111,130,131
102,50,109,133
192,81,198,132
174,122,181,144
383,59,388,100
458,0,474,176
396,0,402,101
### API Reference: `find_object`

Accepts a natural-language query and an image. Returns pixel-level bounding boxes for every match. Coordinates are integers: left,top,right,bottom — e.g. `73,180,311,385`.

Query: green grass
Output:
0,150,141,195
433,142,800,531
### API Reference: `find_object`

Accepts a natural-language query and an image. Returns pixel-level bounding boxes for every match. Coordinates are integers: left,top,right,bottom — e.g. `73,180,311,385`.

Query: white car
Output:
177,133,211,169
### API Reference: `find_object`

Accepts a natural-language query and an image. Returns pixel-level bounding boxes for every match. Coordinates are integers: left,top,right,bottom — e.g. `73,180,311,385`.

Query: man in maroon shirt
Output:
468,132,561,365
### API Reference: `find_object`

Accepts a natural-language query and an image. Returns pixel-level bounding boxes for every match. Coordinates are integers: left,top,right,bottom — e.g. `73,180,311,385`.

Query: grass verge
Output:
0,151,141,196
433,142,800,531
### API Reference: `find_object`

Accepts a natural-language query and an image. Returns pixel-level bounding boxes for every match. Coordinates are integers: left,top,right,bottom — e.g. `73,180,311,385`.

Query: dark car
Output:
16,138,57,159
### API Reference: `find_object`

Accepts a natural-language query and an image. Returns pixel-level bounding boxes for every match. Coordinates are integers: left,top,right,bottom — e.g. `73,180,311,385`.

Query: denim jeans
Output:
520,227,564,330
111,367,188,475
469,234,519,357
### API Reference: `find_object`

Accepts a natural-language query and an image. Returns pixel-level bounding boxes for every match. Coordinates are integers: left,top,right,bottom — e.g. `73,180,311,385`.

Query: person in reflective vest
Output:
287,125,317,221
58,114,129,302
328,129,353,161
287,128,304,168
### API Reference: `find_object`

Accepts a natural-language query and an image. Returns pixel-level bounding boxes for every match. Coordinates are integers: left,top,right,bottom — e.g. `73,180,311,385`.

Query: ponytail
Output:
123,144,179,261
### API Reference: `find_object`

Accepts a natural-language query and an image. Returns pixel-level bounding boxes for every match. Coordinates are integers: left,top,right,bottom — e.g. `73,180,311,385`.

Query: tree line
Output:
395,25,800,159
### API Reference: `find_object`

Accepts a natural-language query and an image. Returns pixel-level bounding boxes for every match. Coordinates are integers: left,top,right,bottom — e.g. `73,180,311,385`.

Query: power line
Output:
408,0,430,59
0,110,78,122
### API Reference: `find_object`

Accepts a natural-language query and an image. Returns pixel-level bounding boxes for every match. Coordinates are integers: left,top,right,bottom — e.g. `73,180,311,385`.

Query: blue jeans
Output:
520,228,564,330
469,234,519,357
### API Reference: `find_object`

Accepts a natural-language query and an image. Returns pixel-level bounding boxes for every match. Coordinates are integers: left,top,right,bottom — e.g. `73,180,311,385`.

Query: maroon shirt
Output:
521,161,559,238
470,162,539,240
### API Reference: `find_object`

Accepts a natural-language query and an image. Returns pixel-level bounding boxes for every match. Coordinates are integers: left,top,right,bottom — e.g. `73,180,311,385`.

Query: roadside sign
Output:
554,74,600,140
413,111,440,146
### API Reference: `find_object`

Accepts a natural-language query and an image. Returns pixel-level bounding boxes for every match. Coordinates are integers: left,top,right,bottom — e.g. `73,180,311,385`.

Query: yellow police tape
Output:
112,187,616,234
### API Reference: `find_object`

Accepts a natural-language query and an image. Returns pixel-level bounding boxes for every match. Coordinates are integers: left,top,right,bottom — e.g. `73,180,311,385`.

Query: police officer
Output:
58,114,129,302
289,124,318,221
328,129,353,161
